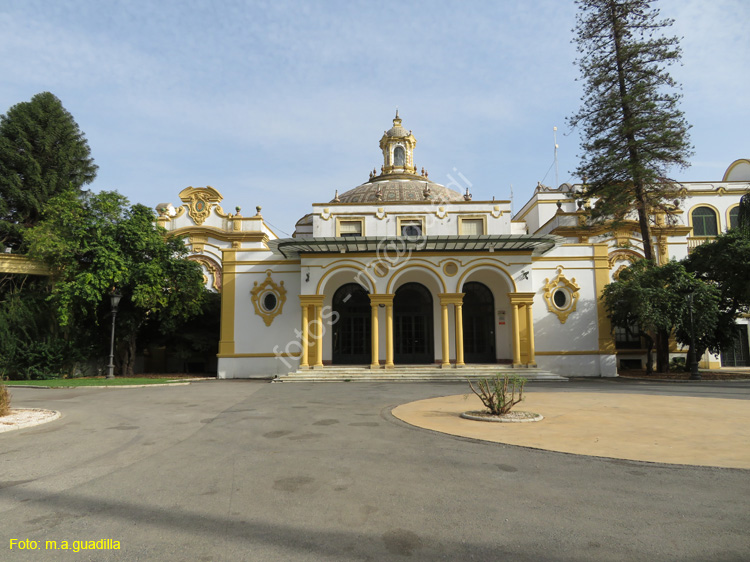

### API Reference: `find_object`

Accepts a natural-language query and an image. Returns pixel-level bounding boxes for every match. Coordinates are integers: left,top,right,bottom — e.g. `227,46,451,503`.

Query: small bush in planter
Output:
467,375,527,416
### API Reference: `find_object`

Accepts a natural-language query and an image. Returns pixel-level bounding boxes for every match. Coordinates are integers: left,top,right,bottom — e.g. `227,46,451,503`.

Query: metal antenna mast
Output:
553,126,559,189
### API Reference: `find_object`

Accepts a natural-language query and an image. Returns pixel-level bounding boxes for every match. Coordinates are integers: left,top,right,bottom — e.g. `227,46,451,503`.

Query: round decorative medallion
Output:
442,262,459,276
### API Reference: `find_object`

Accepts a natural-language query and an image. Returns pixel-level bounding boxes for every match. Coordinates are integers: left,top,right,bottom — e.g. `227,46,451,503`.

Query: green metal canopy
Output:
270,235,562,258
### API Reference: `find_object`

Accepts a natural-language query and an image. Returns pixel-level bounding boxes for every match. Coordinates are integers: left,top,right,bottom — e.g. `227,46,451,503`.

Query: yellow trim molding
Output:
335,217,365,237
0,255,51,276
458,215,487,235
218,249,237,356
172,225,270,246
187,254,222,292
594,244,615,354
397,215,426,237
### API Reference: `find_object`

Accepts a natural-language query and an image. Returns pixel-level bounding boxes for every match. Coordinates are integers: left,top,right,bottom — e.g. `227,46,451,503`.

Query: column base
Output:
512,363,525,369
455,363,465,368
370,363,381,370
384,363,395,369
440,363,451,369
311,364,325,370
526,363,538,368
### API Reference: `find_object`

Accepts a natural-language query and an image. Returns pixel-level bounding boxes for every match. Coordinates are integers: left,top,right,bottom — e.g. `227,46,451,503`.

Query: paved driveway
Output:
1,380,749,561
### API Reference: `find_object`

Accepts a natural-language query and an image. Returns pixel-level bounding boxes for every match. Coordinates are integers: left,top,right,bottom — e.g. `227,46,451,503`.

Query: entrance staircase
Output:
274,364,567,383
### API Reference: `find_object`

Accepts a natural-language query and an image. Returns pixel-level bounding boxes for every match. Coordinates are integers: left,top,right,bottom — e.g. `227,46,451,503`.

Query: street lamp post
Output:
106,291,122,379
688,293,701,381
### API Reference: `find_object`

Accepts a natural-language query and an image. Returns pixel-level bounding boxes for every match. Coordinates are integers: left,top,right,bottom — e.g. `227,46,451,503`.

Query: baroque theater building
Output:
154,114,750,379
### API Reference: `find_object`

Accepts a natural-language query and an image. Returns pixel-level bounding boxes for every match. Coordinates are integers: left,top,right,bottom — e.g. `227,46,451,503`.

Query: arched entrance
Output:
394,283,434,364
462,281,496,363
332,284,371,364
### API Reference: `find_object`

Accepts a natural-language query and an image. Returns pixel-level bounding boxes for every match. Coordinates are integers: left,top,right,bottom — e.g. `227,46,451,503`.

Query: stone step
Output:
274,366,567,383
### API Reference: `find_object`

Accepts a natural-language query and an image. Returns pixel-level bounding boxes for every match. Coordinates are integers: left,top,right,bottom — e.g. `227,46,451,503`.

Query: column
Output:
441,302,450,367
511,302,521,366
525,302,536,366
455,303,465,367
300,304,309,368
385,302,394,368
314,304,324,368
218,249,236,356
370,303,380,369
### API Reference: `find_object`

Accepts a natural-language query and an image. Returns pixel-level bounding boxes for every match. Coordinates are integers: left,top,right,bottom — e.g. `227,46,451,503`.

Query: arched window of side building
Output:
691,206,719,236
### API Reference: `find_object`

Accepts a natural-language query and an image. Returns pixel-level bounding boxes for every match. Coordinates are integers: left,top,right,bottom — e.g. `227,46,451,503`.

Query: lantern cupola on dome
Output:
379,110,418,177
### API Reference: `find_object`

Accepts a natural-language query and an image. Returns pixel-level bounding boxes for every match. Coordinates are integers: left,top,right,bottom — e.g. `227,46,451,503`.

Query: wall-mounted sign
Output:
497,310,506,326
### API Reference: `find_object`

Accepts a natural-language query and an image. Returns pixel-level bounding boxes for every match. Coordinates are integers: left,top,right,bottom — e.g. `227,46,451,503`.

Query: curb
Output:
0,408,61,433
3,382,193,389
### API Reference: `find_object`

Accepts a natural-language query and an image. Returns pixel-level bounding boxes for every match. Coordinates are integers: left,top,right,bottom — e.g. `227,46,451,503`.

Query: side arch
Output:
456,262,518,294
317,264,375,295
187,254,222,292
386,263,447,294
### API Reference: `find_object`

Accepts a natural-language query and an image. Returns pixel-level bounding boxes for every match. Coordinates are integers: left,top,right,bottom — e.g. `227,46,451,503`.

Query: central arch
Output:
462,281,496,363
332,284,371,365
394,282,434,364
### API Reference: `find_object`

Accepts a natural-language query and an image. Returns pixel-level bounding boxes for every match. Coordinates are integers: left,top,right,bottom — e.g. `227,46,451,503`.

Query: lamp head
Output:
110,291,122,309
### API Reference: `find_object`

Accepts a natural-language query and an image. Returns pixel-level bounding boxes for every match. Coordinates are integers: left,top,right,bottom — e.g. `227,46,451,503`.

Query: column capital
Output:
438,292,465,306
508,292,535,305
299,294,325,306
369,294,394,306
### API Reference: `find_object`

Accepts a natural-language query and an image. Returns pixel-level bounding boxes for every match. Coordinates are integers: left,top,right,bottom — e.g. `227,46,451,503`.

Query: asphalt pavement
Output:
1,379,749,561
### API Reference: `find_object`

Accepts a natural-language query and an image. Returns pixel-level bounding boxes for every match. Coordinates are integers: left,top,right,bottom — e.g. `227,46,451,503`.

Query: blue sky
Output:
2,0,748,235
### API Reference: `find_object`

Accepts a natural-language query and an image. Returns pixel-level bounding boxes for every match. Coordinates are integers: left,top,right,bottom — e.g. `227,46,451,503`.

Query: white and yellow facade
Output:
153,116,750,378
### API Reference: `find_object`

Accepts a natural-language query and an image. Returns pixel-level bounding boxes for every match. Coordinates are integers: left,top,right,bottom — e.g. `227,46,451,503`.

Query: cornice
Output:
171,226,269,245
0,255,51,276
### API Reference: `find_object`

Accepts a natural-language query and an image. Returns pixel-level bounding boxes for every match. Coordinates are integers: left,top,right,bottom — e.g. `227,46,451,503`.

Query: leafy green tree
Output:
0,92,97,250
0,275,89,380
569,0,693,261
602,260,719,373
684,221,750,360
26,190,208,376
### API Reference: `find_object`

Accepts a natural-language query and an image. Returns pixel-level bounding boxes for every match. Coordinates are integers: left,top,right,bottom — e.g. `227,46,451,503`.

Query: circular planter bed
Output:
461,410,543,423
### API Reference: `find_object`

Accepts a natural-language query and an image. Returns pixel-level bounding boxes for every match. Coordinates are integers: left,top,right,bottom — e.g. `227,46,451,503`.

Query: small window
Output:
553,289,568,308
338,219,362,237
460,218,484,235
691,207,718,236
394,146,405,166
729,207,740,230
262,292,278,312
400,219,423,238
614,324,641,350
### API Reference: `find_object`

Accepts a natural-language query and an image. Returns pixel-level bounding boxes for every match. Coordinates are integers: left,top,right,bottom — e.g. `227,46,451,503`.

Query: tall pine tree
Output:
0,92,97,250
568,0,693,261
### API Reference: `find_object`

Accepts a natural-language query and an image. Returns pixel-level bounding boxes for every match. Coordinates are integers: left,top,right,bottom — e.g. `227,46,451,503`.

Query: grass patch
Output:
2,377,186,387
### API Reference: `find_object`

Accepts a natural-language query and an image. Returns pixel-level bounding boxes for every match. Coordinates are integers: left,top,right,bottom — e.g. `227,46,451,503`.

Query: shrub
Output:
670,357,687,371
467,375,527,416
0,384,10,417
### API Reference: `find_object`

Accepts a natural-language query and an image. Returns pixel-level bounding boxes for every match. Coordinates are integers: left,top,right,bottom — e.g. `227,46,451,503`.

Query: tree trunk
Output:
644,334,654,375
609,3,654,261
117,333,137,377
655,329,671,373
